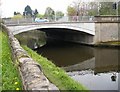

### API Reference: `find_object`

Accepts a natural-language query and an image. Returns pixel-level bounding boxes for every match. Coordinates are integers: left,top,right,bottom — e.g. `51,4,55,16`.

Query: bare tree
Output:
67,0,103,16
72,0,82,16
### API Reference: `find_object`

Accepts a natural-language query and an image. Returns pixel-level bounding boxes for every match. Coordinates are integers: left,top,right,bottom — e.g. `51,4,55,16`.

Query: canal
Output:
16,30,119,91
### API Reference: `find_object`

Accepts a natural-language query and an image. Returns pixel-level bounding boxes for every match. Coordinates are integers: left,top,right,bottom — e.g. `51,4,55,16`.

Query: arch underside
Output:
14,27,94,45
13,26,95,36
41,28,94,44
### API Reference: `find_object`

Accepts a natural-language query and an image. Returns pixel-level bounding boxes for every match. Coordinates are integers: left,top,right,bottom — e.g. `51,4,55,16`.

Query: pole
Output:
55,11,56,22
98,2,100,16
116,1,118,16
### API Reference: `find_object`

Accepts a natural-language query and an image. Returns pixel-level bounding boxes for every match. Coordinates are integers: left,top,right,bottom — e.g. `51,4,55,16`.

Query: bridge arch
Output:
14,25,94,35
8,23,95,45
9,23,95,35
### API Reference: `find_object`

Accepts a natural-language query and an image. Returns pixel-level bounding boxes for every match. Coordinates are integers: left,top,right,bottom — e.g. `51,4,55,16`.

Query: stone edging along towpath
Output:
2,24,59,90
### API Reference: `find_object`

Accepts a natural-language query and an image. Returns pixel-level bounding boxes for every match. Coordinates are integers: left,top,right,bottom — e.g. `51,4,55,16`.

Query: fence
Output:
57,16,94,22
3,18,34,25
3,16,95,25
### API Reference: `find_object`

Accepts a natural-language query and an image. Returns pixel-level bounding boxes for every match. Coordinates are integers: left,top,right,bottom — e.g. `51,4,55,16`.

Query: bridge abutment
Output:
94,16,120,44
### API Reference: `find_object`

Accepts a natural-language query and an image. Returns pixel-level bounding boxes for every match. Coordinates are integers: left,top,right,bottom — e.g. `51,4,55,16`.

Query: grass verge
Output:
22,45,88,91
0,31,22,90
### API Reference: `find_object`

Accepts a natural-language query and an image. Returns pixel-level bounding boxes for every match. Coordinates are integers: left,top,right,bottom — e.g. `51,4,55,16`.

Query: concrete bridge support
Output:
94,16,120,43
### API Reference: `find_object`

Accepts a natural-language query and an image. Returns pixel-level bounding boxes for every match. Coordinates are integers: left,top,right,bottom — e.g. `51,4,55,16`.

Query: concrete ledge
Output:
1,24,59,90
94,16,120,23
94,43,120,48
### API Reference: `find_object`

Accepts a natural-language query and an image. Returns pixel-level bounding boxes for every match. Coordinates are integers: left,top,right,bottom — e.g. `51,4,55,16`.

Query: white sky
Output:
1,0,75,18
1,0,119,18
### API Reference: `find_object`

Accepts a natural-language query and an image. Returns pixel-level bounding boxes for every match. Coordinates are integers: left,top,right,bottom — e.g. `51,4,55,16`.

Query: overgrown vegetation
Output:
0,31,22,90
22,45,88,91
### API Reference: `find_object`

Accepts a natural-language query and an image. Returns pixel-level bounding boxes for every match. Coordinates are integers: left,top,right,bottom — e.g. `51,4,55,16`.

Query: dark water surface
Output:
37,40,119,91
16,30,119,91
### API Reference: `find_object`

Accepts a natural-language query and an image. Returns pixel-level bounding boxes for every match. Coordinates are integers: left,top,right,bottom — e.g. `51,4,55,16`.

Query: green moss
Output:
22,45,88,91
0,31,22,90
100,41,120,45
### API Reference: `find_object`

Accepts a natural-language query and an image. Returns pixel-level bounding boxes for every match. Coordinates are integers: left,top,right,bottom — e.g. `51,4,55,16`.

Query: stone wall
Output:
94,16,120,43
1,24,58,90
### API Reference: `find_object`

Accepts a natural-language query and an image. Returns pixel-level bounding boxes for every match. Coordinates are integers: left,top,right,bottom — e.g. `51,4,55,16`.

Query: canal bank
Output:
1,24,87,91
22,45,87,90
1,24,59,90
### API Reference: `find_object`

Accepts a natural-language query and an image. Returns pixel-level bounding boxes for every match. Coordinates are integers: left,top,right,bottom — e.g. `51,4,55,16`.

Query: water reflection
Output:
37,41,119,91
62,47,119,73
37,41,94,66
67,70,119,90
94,48,119,73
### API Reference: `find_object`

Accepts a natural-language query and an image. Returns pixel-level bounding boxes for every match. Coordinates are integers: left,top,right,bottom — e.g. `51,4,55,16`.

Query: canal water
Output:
15,30,119,91
37,40,119,91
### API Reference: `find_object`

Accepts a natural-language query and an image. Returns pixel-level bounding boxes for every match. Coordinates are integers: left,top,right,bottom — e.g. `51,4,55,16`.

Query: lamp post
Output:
116,1,118,16
55,11,56,21
113,1,118,16
98,2,100,16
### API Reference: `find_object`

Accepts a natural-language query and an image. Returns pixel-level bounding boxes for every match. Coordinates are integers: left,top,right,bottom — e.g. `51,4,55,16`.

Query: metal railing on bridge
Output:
3,18,34,25
3,16,95,25
57,16,94,22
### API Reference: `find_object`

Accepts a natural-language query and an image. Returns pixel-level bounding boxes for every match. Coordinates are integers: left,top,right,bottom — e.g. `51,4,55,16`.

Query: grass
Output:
100,41,120,45
22,45,88,91
0,29,2,91
0,31,22,90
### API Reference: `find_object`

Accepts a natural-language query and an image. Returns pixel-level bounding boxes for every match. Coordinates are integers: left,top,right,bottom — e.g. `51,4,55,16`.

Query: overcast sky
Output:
1,0,75,18
1,0,119,18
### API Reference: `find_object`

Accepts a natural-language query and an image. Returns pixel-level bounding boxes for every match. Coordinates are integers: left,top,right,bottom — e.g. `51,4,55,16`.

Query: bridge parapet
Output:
3,16,94,25
94,16,120,23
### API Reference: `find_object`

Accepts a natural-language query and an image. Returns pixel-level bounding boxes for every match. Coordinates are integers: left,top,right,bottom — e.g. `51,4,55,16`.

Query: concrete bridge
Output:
6,16,120,45
8,22,95,35
7,22,95,44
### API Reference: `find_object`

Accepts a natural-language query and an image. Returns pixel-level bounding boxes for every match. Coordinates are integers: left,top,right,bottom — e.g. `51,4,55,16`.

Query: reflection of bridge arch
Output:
63,57,95,72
